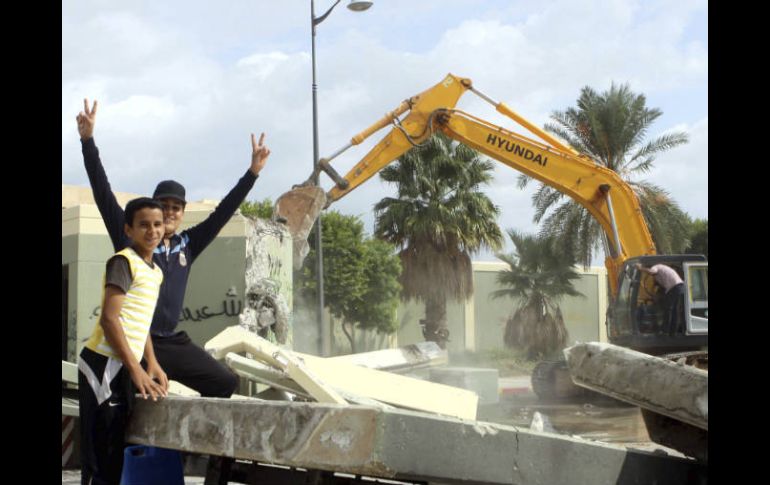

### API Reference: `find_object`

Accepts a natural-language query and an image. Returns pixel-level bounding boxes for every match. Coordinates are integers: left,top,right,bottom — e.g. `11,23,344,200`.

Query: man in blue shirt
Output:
77,98,271,398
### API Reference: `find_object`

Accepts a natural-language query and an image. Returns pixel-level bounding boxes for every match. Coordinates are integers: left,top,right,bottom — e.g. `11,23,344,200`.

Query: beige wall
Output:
396,262,608,354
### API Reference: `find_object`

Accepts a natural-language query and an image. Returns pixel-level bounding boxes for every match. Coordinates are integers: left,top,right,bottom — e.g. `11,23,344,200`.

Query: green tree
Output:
492,230,584,359
300,211,402,352
342,238,402,352
685,217,708,258
519,83,691,265
301,211,366,348
374,133,504,349
240,198,274,219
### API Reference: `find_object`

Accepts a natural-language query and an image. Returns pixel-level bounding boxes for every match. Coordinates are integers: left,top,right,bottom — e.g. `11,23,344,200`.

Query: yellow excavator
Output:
275,74,708,398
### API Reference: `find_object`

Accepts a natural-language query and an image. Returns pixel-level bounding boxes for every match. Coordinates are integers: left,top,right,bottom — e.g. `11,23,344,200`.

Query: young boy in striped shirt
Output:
78,197,169,485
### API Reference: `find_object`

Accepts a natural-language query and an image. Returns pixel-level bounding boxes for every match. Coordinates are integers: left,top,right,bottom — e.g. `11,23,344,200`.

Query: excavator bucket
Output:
274,185,327,269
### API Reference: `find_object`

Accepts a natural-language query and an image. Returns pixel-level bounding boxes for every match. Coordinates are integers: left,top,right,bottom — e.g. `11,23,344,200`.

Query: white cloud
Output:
62,0,707,262
236,51,303,81
647,117,708,219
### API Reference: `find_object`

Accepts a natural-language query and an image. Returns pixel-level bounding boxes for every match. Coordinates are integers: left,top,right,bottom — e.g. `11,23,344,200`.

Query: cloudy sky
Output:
62,0,708,262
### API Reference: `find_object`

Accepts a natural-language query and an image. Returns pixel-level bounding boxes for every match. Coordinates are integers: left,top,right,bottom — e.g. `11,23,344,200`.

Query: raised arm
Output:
77,98,129,250
635,263,655,275
185,133,271,261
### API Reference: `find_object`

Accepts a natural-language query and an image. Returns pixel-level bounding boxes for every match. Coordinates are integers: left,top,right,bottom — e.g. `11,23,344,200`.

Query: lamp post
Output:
311,0,372,356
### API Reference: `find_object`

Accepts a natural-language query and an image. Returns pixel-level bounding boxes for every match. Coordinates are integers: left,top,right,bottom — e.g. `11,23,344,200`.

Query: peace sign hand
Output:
250,132,271,176
76,98,98,141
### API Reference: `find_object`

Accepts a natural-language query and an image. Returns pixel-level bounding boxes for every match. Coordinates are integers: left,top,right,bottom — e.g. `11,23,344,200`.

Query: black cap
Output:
153,180,186,204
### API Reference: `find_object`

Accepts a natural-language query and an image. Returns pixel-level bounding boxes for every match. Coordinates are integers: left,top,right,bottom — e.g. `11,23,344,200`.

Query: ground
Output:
449,348,537,377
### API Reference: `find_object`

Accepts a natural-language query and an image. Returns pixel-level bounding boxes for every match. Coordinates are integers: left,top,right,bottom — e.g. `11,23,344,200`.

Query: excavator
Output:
275,73,708,397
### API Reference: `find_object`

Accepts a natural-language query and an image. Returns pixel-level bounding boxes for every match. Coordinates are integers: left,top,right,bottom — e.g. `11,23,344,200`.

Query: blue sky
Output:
62,0,707,262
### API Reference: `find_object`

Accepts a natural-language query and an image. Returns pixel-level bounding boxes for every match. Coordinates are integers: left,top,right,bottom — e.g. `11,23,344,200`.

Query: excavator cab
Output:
607,255,708,355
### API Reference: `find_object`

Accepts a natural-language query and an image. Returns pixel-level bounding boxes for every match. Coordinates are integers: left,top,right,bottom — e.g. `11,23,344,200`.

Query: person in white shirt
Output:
635,263,685,335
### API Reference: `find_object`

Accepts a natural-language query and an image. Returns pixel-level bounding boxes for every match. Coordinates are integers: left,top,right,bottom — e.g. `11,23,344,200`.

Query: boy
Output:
78,197,169,485
77,99,270,399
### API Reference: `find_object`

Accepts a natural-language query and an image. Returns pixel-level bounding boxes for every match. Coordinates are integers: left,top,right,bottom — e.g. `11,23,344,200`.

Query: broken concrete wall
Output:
565,342,708,430
240,217,293,346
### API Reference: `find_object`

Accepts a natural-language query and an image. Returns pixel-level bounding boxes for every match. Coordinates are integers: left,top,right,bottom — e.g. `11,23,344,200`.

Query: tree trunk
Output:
422,294,449,349
342,320,357,353
327,314,335,356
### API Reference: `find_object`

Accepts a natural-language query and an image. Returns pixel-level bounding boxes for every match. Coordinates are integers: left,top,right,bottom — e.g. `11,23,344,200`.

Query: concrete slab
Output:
62,397,79,417
564,342,708,430
62,360,78,385
126,396,706,485
329,342,448,373
226,352,395,410
206,326,478,419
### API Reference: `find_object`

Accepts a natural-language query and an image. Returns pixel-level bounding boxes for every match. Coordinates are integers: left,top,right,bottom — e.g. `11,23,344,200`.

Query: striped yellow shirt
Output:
85,247,163,362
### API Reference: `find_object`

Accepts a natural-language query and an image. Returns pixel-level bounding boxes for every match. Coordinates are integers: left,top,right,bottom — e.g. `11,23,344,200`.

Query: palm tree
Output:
374,133,503,349
492,230,584,359
519,83,690,266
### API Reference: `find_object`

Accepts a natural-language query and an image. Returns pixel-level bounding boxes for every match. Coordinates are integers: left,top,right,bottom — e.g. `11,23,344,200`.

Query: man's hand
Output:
145,361,169,393
250,132,271,176
76,98,98,141
128,365,167,401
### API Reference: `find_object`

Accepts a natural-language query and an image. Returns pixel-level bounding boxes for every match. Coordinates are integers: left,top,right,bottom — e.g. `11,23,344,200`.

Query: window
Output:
688,266,708,303
684,263,708,329
610,267,635,336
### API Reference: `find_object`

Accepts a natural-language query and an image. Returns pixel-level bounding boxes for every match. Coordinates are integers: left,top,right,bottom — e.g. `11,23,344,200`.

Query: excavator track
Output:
531,359,589,401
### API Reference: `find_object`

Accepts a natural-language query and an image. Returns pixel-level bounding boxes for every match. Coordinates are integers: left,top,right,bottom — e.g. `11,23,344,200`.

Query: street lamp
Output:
311,0,372,356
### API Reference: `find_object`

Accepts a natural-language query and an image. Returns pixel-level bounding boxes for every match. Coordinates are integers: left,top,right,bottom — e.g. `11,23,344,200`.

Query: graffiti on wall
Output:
179,298,243,323
266,254,283,292
88,288,244,324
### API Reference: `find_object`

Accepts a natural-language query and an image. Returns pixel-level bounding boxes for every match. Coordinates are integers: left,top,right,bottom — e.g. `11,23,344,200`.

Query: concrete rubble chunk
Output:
564,342,708,430
206,325,478,419
327,341,448,373
126,396,707,485
225,352,395,410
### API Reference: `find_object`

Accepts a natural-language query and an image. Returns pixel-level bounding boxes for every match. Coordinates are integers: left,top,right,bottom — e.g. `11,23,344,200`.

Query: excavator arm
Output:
435,109,655,295
276,74,656,295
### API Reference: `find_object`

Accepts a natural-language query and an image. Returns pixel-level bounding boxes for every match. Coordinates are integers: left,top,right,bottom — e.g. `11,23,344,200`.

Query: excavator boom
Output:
274,74,656,294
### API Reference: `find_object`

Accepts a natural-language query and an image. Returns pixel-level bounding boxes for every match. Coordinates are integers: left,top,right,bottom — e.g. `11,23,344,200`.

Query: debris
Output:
206,325,478,419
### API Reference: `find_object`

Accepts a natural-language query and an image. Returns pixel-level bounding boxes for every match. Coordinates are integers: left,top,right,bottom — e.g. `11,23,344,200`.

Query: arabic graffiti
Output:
178,297,243,323
87,291,243,324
